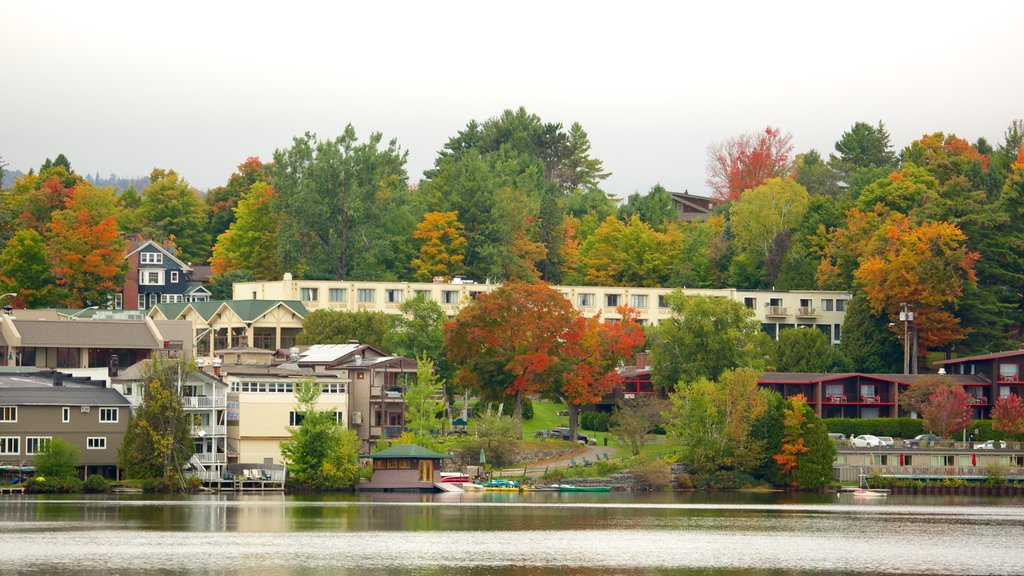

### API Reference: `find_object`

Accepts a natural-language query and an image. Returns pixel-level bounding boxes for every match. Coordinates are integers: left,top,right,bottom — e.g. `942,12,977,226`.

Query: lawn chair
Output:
222,470,235,481
602,452,610,461
259,469,272,481
581,456,592,467
569,457,578,468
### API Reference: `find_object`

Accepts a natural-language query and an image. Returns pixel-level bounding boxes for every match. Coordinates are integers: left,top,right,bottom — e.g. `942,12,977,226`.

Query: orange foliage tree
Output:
410,211,467,282
47,184,128,307
992,394,1024,437
773,394,835,489
706,126,794,202
903,132,989,182
922,386,972,439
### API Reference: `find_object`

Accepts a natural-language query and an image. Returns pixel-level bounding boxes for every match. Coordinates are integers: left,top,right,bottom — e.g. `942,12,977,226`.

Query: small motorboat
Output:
440,472,470,484
555,484,611,493
852,489,887,498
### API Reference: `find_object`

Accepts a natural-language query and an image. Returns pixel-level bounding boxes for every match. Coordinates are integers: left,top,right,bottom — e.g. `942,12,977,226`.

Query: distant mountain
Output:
1,169,23,189
85,173,151,194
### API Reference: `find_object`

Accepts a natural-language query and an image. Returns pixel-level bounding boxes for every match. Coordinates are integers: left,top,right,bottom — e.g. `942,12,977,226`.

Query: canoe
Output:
556,485,611,493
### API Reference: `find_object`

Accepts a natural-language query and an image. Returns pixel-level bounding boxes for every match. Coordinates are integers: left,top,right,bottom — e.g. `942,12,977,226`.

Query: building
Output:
935,347,1024,419
120,240,211,311
0,370,130,479
234,275,852,343
669,190,719,221
148,300,306,359
0,313,192,371
361,444,452,492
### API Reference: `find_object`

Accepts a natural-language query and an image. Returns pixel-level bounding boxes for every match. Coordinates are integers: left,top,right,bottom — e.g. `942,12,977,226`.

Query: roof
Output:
184,282,211,295
298,344,361,363
0,372,130,406
154,300,307,323
11,318,159,348
366,444,451,460
758,372,988,385
125,239,191,271
934,349,1024,365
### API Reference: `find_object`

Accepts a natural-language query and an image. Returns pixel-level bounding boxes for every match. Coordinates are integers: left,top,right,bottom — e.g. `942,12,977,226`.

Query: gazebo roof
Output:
365,444,451,460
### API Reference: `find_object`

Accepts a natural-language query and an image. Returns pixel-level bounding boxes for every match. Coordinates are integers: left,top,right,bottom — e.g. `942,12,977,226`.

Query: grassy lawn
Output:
521,399,569,438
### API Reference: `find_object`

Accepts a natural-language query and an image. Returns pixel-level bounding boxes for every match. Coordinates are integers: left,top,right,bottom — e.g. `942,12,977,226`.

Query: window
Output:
357,289,375,303
139,269,164,285
289,411,305,427
329,288,347,302
138,294,146,309
0,437,18,455
140,252,164,264
300,288,319,302
902,454,913,466
25,437,52,455
414,290,432,301
999,364,1019,382
605,294,620,307
932,455,955,467
321,383,345,394
821,299,833,312
658,295,669,308
62,407,70,423
334,412,344,425
769,297,783,307
578,293,594,307
744,297,756,309
0,406,16,422
170,271,179,283
99,407,119,423
631,294,648,308
114,293,123,310
386,289,404,304
833,324,842,342
442,290,458,304
836,299,847,312
87,437,107,449
869,454,889,465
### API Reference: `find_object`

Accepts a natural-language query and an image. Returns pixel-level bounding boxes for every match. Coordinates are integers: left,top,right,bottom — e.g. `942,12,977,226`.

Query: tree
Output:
571,215,677,287
922,386,972,439
139,169,211,265
706,126,794,202
554,121,611,194
207,269,254,300
47,184,128,307
446,281,581,425
35,438,80,479
207,156,271,242
992,395,1024,437
382,294,447,369
899,374,961,417
410,211,467,282
791,150,839,197
730,178,809,262
210,181,282,279
664,368,771,486
650,292,771,390
403,357,445,439
774,327,833,373
0,229,61,308
773,394,835,489
828,121,897,184
297,309,393,348
610,395,669,456
119,358,195,488
272,127,409,280
617,184,675,230
279,381,361,489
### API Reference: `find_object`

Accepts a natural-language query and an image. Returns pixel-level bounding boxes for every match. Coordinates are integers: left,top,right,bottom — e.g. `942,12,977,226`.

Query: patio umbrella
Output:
899,452,904,466
971,452,976,466
479,449,486,465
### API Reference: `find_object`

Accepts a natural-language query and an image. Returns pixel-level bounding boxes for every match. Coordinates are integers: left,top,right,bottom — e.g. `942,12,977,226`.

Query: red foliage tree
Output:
992,394,1024,437
706,126,794,202
922,386,972,439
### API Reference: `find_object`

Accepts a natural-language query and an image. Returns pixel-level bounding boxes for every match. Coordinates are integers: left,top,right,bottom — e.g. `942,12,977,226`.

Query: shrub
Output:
25,476,83,493
141,476,173,493
631,461,672,491
675,472,694,490
83,474,109,493
986,463,1008,488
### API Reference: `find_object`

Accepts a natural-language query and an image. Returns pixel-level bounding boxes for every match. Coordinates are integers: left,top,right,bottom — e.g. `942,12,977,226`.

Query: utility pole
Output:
899,303,914,375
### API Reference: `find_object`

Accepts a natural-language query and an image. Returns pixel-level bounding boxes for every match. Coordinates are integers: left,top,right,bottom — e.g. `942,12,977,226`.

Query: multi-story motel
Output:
234,274,852,343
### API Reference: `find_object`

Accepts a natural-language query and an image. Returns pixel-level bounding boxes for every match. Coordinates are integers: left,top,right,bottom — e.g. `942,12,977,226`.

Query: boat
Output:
851,489,887,498
482,479,528,492
556,484,611,493
439,472,470,484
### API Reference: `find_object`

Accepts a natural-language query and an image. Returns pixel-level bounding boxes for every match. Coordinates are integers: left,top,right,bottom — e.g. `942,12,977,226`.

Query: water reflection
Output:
0,492,1022,575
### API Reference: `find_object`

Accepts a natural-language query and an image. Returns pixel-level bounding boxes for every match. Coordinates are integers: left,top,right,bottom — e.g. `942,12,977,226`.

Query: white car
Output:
851,434,882,448
876,436,895,447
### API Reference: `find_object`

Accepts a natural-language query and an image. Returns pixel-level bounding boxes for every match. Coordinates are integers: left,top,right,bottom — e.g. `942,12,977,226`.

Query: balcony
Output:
998,374,1019,383
193,452,227,465
182,396,226,410
192,425,227,437
969,395,988,405
825,394,848,403
860,395,881,403
371,386,404,401
765,306,788,317
795,306,817,318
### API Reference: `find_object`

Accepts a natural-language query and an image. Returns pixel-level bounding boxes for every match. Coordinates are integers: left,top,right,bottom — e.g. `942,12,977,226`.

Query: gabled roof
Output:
153,300,307,323
125,239,191,271
366,444,451,459
184,282,211,295
935,349,1024,365
11,318,160,348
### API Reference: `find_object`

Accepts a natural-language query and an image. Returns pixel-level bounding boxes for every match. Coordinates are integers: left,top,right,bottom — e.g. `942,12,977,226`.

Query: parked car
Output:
550,427,590,444
828,433,847,441
974,440,1007,449
876,436,895,447
851,434,882,448
906,433,941,447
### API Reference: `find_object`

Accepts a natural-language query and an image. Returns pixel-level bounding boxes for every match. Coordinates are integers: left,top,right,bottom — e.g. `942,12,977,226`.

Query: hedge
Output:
580,411,610,432
824,418,1017,441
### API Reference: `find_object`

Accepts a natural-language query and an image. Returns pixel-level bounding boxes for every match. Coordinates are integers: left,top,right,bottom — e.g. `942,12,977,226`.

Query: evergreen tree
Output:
836,295,902,373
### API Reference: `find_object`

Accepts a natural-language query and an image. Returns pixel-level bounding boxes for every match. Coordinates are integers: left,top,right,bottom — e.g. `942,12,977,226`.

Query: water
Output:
0,491,1021,575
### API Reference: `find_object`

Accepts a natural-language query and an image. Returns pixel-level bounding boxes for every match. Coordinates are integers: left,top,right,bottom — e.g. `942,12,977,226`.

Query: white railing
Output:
192,425,227,437
182,396,226,410
193,452,226,465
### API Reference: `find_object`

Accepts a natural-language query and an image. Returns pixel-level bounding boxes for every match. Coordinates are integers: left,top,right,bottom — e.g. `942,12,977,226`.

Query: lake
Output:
0,491,1021,575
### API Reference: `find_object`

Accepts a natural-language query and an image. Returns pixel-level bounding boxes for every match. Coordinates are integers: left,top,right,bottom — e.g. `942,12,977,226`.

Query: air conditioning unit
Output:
351,411,362,425
80,406,91,413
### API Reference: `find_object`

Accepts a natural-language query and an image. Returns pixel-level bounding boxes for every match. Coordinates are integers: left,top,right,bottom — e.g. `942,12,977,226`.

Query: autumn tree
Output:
0,229,61,308
773,394,835,489
729,177,809,266
47,184,128,307
570,215,678,286
664,368,772,487
706,126,794,202
210,181,281,279
411,211,467,282
206,156,271,242
139,169,211,265
446,281,581,426
992,395,1024,438
650,292,771,390
899,374,961,417
922,386,972,439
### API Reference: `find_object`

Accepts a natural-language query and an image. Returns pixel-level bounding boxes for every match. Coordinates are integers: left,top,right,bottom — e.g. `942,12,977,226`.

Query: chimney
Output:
53,372,64,387
634,351,650,369
108,355,119,377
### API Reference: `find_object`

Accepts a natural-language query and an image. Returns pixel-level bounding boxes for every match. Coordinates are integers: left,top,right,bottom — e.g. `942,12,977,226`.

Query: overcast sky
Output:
3,1,1022,198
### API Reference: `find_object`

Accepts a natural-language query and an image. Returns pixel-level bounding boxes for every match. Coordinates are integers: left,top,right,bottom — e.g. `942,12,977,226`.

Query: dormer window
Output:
140,252,164,265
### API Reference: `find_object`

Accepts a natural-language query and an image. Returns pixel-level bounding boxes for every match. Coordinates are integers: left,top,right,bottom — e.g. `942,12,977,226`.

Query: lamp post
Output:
899,302,915,375
0,293,15,317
